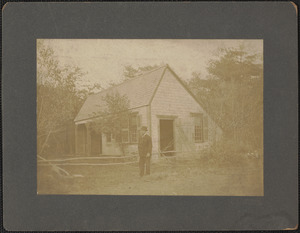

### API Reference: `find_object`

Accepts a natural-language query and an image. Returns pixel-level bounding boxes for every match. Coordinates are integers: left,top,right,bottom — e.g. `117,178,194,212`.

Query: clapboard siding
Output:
150,68,221,158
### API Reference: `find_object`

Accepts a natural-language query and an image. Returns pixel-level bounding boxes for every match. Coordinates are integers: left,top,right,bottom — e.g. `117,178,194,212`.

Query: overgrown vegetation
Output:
123,64,160,80
89,64,161,155
37,40,101,156
88,92,131,155
108,64,161,87
186,45,263,159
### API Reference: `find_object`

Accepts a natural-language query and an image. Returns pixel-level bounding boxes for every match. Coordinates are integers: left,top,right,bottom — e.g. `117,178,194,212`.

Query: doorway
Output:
77,124,87,155
159,119,174,156
91,131,102,155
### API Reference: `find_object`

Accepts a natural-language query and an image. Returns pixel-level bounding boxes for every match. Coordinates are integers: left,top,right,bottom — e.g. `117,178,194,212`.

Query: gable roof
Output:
75,65,222,131
167,67,223,130
74,66,167,122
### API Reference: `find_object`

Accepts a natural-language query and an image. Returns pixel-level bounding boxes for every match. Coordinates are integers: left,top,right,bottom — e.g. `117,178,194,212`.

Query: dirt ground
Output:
37,156,263,196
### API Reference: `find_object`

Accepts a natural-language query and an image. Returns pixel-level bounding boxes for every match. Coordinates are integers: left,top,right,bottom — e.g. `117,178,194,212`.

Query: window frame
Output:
191,113,204,143
129,113,139,143
121,129,129,143
194,125,203,143
120,112,140,144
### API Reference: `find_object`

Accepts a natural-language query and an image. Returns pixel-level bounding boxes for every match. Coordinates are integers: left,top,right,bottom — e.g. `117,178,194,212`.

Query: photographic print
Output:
3,2,297,231
37,39,263,196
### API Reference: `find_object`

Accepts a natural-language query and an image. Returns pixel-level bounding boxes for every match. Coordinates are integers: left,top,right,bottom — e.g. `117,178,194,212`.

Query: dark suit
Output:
138,133,152,176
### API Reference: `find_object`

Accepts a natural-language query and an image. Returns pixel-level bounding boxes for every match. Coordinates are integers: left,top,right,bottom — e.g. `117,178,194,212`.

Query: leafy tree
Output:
106,64,162,87
37,40,100,155
207,46,262,82
123,64,160,80
88,92,131,155
188,46,263,153
90,64,162,154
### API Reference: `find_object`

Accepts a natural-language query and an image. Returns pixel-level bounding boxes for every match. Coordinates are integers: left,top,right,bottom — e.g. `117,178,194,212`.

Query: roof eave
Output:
74,104,150,123
164,65,223,131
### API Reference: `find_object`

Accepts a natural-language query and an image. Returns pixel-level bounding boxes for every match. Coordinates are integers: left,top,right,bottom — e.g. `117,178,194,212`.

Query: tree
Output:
88,64,161,155
37,40,99,155
88,92,131,155
123,64,160,81
107,64,161,87
188,45,263,153
207,46,262,82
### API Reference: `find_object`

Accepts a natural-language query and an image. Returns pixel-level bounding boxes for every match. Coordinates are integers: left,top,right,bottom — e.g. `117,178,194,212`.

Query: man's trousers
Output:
139,156,150,177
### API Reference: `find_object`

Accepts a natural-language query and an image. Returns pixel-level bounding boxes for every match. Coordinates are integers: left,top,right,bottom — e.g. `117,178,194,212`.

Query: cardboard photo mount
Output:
2,2,298,231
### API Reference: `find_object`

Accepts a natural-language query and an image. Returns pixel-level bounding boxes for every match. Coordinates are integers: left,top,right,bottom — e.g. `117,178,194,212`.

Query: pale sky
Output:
42,39,263,89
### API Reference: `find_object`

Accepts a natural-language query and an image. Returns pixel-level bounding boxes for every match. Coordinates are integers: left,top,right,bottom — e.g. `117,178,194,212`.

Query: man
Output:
138,126,152,177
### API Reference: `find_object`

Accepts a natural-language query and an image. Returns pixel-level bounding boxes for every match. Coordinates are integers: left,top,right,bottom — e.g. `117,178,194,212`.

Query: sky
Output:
41,39,263,89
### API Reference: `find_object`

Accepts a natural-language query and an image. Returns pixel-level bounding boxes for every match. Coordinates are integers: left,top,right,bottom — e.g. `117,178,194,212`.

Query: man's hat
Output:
140,126,148,131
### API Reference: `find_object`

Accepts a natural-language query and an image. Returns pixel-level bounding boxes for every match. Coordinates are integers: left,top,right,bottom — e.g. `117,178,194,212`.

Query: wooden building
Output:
74,65,222,159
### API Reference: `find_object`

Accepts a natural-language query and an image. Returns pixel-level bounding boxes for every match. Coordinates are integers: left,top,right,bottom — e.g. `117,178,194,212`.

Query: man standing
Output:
138,126,152,177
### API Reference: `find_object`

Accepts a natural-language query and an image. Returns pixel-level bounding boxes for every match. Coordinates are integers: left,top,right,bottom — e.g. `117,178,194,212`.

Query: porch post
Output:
75,124,78,155
86,123,91,156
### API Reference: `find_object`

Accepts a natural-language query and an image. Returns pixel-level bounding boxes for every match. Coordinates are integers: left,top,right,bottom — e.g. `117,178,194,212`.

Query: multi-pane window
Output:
121,129,129,143
129,114,138,143
194,114,203,143
120,115,129,143
121,113,140,143
194,125,203,143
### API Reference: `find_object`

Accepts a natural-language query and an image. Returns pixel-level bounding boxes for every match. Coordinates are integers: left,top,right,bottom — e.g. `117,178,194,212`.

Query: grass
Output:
37,154,263,196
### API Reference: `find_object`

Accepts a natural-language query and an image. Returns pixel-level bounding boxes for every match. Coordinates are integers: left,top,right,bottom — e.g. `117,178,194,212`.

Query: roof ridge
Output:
132,64,167,78
75,65,168,122
89,65,168,97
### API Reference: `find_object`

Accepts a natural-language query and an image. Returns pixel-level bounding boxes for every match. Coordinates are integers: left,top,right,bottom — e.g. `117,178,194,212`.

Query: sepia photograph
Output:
3,2,297,230
37,39,263,196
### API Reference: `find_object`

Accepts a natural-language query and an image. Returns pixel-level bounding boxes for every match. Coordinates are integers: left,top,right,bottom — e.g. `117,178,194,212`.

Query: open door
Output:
91,131,102,156
160,119,174,156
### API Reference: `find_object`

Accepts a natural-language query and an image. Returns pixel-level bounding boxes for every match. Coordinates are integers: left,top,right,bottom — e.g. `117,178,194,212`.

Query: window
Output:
193,114,203,143
131,130,138,143
120,115,129,143
129,114,138,143
120,113,140,143
121,129,129,143
194,125,203,143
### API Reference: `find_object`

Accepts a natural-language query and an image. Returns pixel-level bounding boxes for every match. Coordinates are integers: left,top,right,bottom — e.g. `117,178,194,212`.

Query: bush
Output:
198,138,262,168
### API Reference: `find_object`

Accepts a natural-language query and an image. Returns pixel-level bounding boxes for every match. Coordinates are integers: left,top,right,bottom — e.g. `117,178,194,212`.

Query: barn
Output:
74,65,222,159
